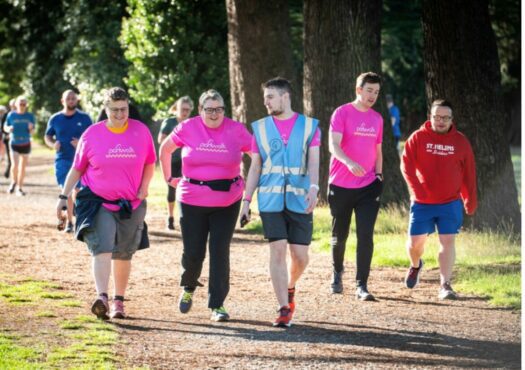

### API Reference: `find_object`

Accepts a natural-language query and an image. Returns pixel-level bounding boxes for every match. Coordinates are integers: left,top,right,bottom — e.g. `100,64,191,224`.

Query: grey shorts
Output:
260,209,313,245
84,201,147,260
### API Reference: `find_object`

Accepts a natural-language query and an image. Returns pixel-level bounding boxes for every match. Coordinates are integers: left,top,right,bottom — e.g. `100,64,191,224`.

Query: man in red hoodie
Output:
401,99,477,300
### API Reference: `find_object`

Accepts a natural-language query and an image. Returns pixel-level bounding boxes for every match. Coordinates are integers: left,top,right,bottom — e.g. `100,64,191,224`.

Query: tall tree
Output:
226,0,298,126
303,0,407,204
422,0,520,230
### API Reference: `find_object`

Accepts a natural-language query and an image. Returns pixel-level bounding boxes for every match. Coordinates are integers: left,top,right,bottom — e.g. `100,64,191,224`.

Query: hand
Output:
346,161,366,177
56,198,67,221
70,137,79,148
239,201,251,226
54,141,61,151
167,177,180,188
137,187,148,200
305,187,318,213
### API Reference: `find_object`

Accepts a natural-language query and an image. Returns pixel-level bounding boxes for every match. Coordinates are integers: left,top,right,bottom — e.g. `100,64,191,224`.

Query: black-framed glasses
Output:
203,107,225,115
432,115,452,123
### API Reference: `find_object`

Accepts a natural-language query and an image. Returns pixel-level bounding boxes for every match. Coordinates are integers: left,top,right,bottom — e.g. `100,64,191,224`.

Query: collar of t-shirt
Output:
272,113,298,146
107,120,129,134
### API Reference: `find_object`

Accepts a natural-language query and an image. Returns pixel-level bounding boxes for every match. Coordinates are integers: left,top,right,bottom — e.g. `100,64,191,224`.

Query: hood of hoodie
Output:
421,120,458,137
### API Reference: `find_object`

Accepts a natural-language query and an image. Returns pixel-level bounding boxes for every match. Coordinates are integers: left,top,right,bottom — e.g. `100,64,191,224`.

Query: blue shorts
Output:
55,159,73,187
409,200,464,235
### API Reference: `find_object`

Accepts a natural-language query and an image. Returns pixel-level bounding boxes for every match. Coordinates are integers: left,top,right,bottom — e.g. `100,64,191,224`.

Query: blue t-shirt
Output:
45,110,92,160
6,111,35,145
389,105,401,137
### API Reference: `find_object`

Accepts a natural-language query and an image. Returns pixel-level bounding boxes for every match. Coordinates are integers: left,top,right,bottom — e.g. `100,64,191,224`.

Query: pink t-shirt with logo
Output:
170,116,252,207
73,119,157,211
251,113,321,153
329,103,383,188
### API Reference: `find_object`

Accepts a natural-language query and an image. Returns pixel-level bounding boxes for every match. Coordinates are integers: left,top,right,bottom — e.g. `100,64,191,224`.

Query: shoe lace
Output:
441,282,453,291
277,306,291,317
407,266,420,280
113,300,124,311
181,291,193,303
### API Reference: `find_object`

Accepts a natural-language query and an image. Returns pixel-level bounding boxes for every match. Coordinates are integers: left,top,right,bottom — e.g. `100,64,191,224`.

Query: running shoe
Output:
273,306,293,328
405,259,424,289
91,295,109,320
65,222,74,233
167,217,175,230
438,282,458,300
355,285,375,301
179,289,194,313
16,188,25,196
288,287,296,314
110,299,126,319
210,306,230,322
331,269,344,294
7,183,15,194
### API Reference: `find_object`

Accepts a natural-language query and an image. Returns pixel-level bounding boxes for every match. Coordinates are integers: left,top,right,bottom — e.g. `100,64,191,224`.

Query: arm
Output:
137,163,155,200
460,144,477,215
305,146,320,213
56,168,82,219
45,135,60,151
375,143,383,180
400,137,427,200
329,130,365,176
240,153,263,220
391,116,396,127
159,135,181,187
158,132,168,145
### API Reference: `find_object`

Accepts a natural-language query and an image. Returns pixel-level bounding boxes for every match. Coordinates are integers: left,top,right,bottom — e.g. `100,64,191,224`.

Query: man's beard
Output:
66,104,77,111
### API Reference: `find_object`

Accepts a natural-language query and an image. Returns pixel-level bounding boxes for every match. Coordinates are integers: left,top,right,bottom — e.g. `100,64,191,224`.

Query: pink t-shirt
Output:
251,113,321,153
73,119,157,211
170,116,252,207
329,103,383,188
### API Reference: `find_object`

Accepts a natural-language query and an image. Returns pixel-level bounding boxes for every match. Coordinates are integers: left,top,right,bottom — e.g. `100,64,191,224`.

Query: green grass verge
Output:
0,276,120,369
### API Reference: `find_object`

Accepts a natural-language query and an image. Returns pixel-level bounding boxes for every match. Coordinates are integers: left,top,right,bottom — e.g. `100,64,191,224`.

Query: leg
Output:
288,244,309,289
328,184,353,273
4,138,11,178
179,203,209,289
354,182,381,288
437,234,456,285
407,234,427,267
92,253,112,295
113,259,131,296
10,149,19,186
207,201,240,308
17,153,28,190
269,239,289,308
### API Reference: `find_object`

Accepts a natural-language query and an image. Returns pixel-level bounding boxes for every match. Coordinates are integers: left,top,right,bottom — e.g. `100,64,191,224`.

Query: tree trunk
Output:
303,0,408,204
226,0,299,126
422,0,520,231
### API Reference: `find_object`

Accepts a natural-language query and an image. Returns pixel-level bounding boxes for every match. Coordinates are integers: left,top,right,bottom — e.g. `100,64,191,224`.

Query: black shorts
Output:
10,143,31,154
260,209,313,245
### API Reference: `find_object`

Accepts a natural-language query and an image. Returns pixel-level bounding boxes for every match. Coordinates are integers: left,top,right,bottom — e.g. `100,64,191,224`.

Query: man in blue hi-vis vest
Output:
240,77,321,328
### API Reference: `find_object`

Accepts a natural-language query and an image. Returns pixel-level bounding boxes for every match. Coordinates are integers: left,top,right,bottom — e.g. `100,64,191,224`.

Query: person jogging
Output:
240,77,320,327
45,90,92,232
401,99,477,300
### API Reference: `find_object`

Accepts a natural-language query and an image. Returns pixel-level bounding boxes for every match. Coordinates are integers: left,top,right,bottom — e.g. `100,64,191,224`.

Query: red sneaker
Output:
288,287,296,314
273,306,293,328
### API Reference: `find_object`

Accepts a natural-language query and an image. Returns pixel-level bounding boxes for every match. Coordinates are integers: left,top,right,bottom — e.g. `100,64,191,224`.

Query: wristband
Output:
58,194,68,200
243,195,252,203
375,173,383,181
310,184,320,191
168,176,173,183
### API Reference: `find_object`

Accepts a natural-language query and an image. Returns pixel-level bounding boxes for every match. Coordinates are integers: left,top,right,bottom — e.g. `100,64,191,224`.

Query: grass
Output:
0,276,120,369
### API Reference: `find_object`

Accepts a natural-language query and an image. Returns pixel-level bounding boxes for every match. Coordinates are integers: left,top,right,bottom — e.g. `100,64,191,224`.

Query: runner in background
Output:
157,96,194,230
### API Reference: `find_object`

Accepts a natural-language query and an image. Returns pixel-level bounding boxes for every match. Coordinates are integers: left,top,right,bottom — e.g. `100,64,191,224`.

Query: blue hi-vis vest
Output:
252,114,319,214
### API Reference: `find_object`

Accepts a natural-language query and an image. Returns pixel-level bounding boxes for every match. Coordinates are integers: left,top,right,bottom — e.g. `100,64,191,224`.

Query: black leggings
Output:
328,180,382,287
167,161,182,202
179,199,241,308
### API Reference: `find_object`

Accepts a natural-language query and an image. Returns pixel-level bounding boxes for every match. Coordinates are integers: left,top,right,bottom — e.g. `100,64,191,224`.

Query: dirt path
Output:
0,148,520,369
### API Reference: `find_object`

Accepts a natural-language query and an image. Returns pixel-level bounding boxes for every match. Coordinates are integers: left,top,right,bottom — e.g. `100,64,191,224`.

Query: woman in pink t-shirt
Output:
56,87,156,321
159,89,251,322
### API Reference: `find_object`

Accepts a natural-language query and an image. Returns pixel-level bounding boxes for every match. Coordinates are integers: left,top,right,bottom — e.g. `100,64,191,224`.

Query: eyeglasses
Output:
107,107,128,114
432,115,452,123
203,107,225,115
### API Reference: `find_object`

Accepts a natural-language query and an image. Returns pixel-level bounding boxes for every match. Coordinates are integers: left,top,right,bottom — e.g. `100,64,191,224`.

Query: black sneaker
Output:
356,286,375,301
438,282,458,300
179,289,194,313
167,217,175,230
331,270,344,294
405,259,424,289
7,183,15,194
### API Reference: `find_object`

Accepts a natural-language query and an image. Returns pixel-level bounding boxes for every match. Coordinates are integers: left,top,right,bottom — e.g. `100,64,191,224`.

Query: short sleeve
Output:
72,134,89,172
45,117,55,137
238,124,252,153
170,122,185,147
309,127,321,147
330,108,345,134
376,116,383,144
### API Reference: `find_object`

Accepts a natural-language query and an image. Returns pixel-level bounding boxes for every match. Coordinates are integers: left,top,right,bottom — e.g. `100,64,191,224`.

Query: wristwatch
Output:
375,173,384,181
58,194,68,200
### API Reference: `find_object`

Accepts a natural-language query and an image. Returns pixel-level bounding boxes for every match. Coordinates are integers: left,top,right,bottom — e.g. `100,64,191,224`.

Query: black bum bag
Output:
184,176,241,192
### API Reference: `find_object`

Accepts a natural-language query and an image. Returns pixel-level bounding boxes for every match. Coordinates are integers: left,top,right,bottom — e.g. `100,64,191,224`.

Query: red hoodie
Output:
401,121,477,215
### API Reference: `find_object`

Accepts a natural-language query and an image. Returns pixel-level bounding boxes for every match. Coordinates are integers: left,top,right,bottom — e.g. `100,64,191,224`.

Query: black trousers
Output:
328,180,382,287
179,199,241,308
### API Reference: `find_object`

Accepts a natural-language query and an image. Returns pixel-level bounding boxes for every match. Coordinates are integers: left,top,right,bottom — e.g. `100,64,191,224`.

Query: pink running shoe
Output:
110,299,126,319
